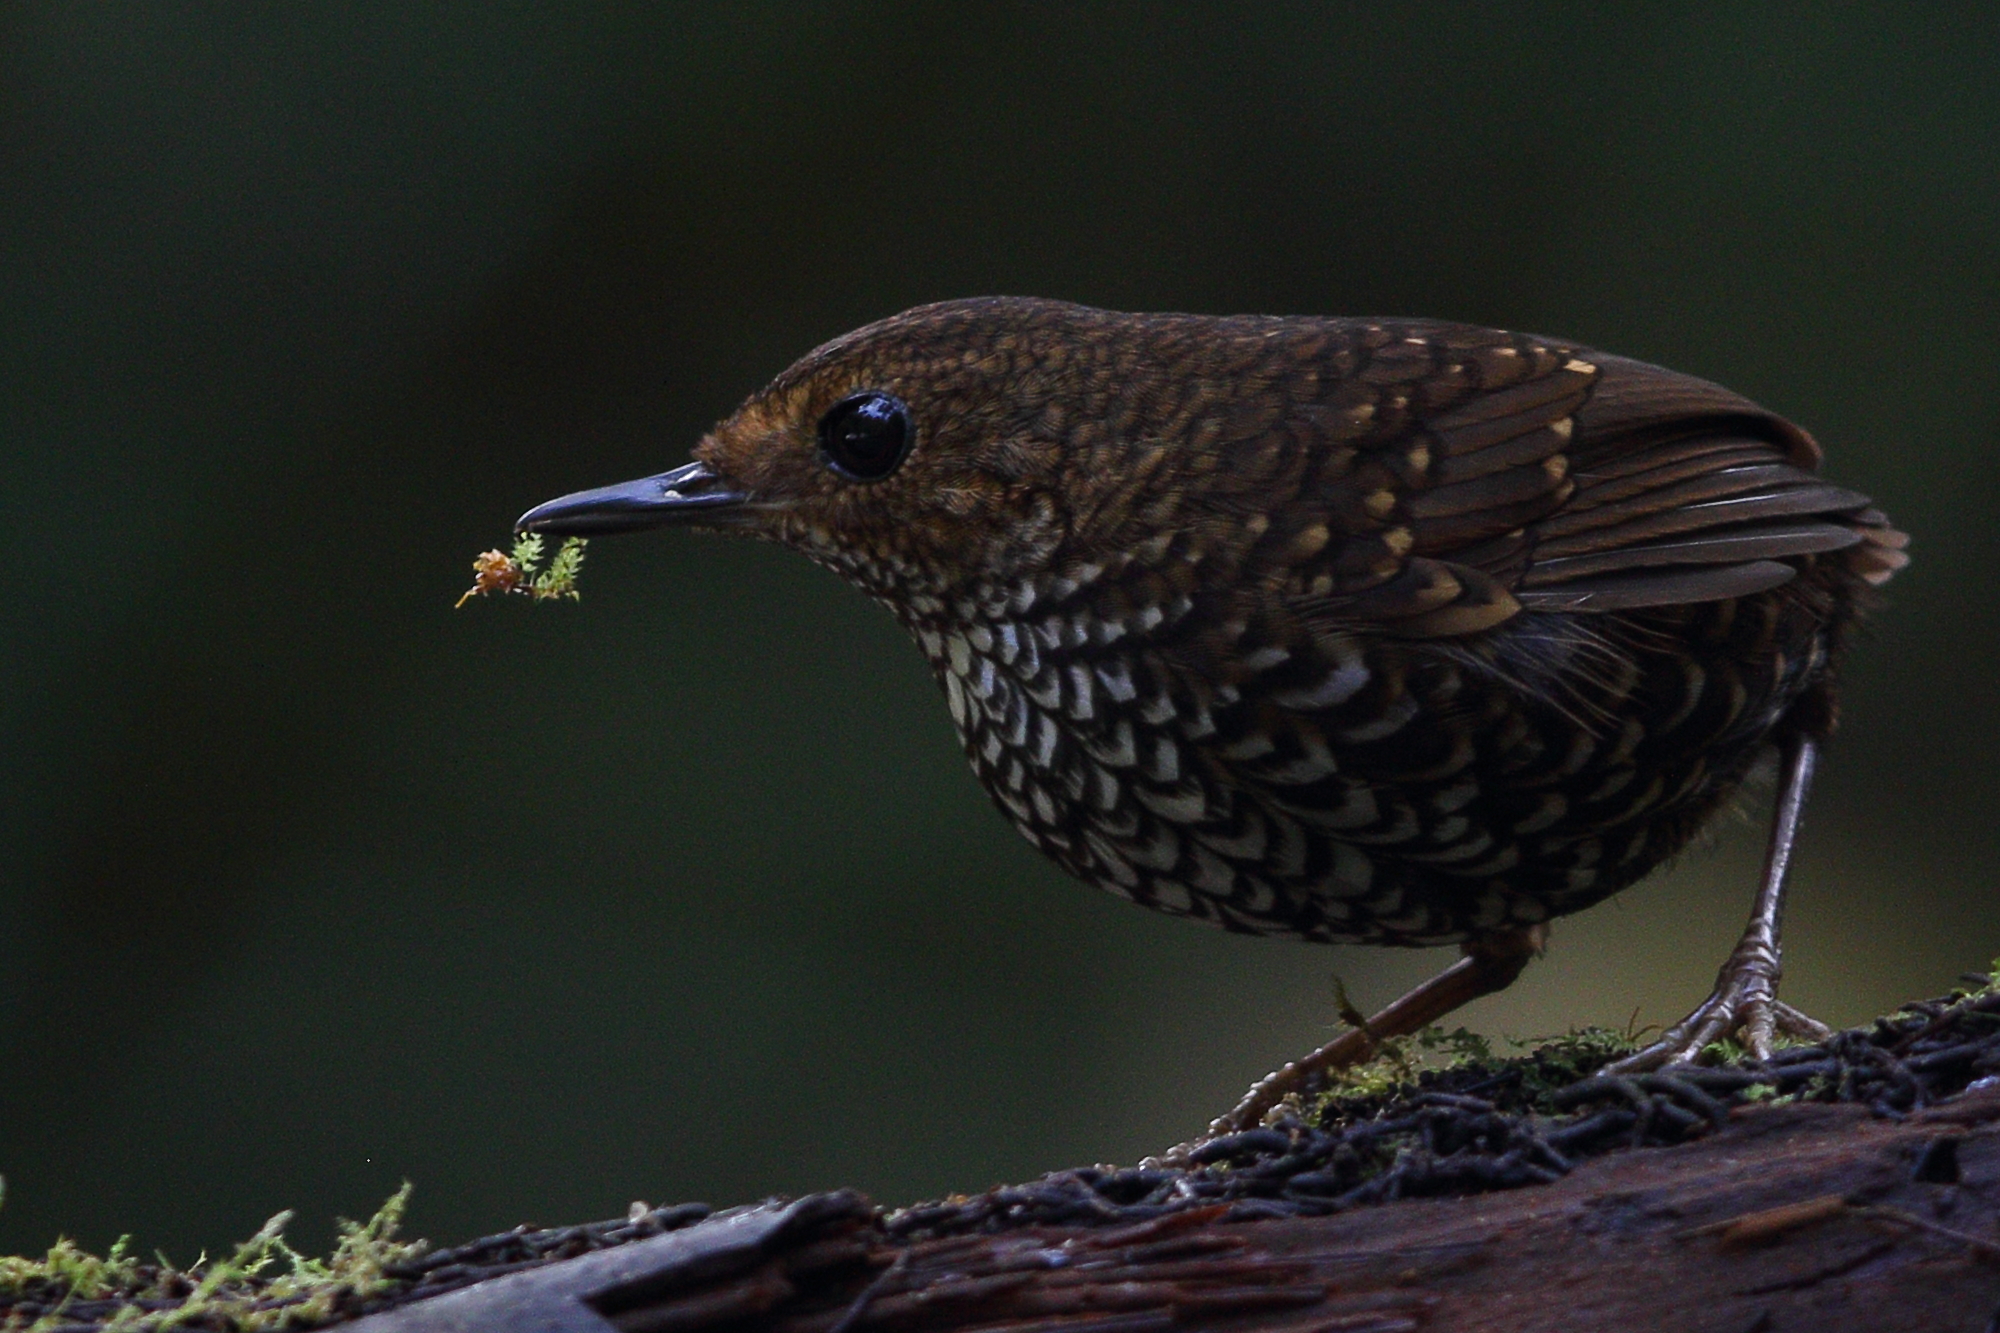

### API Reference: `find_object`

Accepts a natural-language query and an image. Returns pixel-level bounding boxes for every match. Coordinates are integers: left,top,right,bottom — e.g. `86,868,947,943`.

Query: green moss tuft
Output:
455,534,588,607
0,1185,422,1331
0,1234,142,1305
529,535,587,601
1306,1024,1640,1127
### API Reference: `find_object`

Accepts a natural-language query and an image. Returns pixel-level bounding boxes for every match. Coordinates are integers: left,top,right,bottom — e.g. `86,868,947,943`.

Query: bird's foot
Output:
1143,1029,1376,1169
1148,927,1545,1167
1607,735,1833,1074
1606,944,1831,1074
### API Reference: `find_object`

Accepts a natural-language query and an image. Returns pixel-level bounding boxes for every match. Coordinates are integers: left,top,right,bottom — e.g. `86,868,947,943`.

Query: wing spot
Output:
1135,784,1206,823
1096,659,1139,702
1084,831,1139,887
1338,692,1418,742
1032,712,1061,768
1241,645,1291,672
1065,664,1096,720
1513,792,1568,835
1087,719,1139,768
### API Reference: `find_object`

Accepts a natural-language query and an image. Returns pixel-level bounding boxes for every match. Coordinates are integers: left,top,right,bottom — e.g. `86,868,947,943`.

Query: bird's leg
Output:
1157,924,1546,1161
1608,735,1833,1073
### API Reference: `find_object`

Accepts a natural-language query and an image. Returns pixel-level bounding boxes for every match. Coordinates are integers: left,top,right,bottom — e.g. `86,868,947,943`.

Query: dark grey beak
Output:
515,461,748,535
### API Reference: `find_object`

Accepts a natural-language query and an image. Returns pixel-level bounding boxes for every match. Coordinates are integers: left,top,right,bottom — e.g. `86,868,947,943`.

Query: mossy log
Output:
333,1091,2000,1333
10,995,2000,1332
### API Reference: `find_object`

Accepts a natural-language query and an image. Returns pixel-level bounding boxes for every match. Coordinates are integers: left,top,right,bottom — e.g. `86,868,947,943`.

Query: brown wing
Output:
1283,327,1907,639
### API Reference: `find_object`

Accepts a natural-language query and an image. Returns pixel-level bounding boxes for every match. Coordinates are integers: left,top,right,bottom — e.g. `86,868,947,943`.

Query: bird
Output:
519,297,1907,1144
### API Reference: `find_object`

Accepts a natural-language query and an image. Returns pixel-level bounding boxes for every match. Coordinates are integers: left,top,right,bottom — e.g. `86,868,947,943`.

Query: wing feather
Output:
1278,324,1903,640
1514,561,1801,612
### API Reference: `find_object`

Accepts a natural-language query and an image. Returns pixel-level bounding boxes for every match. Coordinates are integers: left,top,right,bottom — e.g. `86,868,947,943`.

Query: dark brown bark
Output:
349,1088,2000,1333
759,1091,2000,1333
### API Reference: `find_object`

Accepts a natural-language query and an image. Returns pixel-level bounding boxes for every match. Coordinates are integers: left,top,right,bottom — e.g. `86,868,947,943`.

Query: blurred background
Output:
3,3,1996,1261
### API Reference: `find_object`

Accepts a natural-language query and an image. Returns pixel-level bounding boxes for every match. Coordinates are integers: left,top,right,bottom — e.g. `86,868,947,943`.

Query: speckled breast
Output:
905,562,1847,947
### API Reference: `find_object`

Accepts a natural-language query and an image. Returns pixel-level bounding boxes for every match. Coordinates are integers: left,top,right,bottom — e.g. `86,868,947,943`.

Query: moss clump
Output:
1307,1024,1639,1127
455,533,587,608
0,1185,422,1331
0,1234,142,1309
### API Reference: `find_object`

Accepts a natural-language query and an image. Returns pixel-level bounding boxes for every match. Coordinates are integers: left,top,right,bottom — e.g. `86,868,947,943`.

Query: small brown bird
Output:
521,299,1906,1140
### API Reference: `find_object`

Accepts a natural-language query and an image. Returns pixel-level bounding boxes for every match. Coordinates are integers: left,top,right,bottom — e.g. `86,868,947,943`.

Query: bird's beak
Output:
515,461,749,535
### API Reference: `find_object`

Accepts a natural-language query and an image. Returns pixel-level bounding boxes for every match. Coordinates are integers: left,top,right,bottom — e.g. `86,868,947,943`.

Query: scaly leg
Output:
1608,735,1833,1073
1156,925,1546,1162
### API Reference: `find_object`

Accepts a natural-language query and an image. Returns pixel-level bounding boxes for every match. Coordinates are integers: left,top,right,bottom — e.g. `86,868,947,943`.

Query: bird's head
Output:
518,298,1293,609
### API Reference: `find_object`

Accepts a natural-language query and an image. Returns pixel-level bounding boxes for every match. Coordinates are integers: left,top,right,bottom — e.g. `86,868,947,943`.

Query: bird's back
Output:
886,304,1906,945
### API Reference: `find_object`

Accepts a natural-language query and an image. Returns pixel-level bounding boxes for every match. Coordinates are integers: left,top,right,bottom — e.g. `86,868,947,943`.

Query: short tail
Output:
1844,506,1910,587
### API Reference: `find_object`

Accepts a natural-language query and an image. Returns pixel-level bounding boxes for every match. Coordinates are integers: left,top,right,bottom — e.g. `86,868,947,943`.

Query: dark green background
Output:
4,4,1995,1260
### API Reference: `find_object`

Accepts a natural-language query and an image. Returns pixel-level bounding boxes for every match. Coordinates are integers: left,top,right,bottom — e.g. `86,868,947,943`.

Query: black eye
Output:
817,391,913,482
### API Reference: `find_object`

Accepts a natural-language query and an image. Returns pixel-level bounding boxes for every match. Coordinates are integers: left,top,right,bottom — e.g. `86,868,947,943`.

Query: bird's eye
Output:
817,391,913,482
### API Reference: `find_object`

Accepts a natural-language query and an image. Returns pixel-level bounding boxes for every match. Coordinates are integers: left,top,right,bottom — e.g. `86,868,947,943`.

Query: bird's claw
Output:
1607,951,1831,1073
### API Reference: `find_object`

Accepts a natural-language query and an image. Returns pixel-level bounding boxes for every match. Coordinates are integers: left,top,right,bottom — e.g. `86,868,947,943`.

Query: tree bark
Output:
350,1088,2000,1333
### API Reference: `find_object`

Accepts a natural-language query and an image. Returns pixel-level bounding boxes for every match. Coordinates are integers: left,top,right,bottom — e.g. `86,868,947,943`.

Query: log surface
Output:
12,996,2000,1333
745,1092,2000,1333
347,1089,2000,1333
